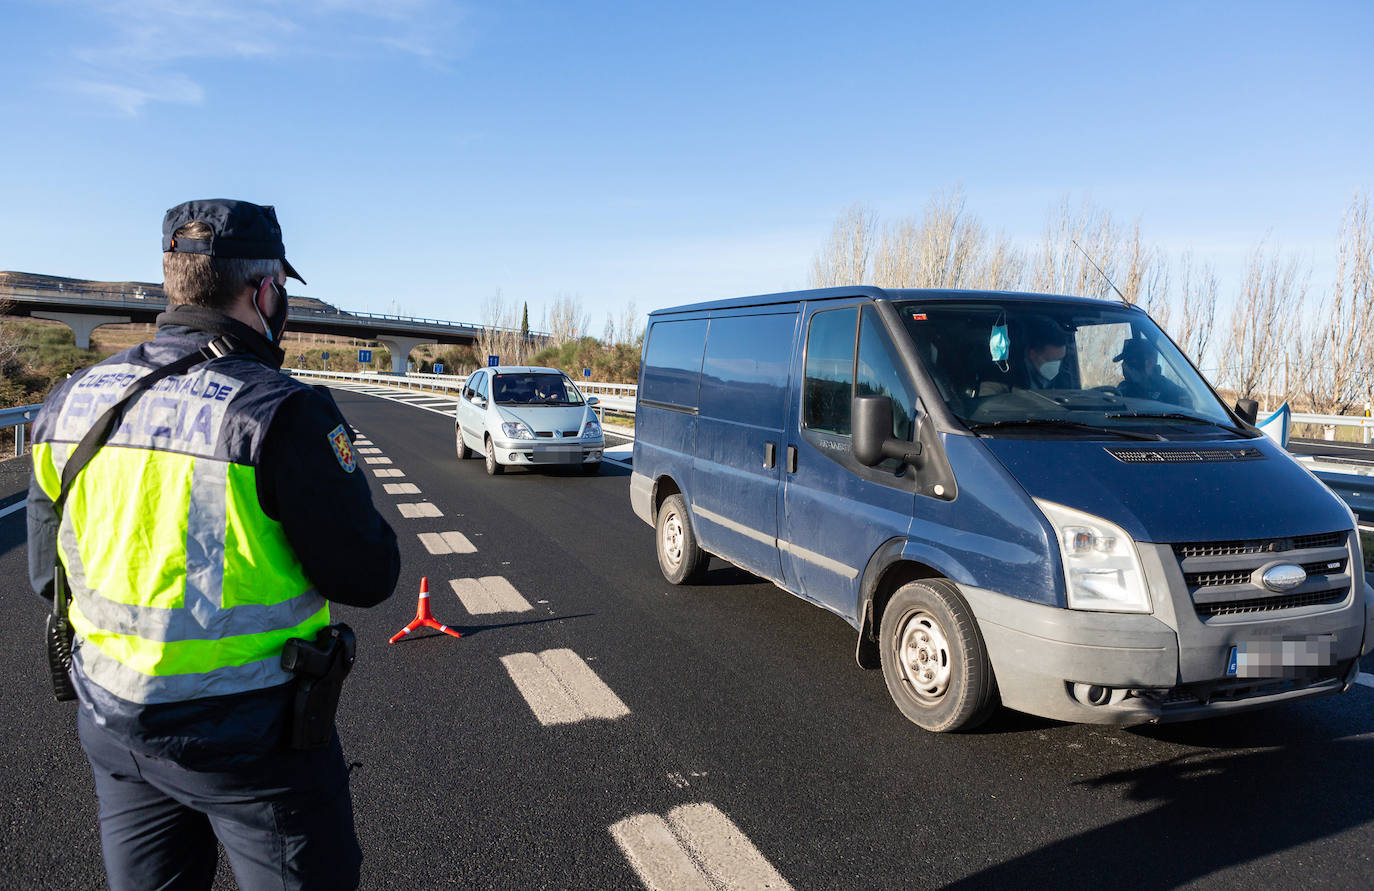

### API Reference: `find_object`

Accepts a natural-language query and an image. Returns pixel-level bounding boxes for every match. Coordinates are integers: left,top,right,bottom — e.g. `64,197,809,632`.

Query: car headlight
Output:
1035,499,1152,613
501,421,535,440
583,419,602,439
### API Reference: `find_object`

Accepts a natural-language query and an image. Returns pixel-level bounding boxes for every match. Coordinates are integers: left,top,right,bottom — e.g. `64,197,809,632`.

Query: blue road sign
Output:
358,349,372,364
433,363,444,374
321,351,330,360
487,355,500,367
583,367,591,378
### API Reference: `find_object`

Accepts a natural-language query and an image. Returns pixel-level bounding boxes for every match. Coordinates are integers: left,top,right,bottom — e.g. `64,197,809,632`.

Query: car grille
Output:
1171,530,1352,619
1106,447,1264,463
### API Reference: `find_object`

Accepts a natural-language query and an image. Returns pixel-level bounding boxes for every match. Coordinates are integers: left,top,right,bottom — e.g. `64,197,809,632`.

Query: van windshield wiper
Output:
1105,412,1252,437
965,418,1164,441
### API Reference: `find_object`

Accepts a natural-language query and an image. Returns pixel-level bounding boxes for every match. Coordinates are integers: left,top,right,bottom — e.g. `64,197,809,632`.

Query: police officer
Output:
26,199,400,890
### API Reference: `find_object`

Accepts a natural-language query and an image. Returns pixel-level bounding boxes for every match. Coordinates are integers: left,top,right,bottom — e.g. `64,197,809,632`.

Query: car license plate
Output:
1228,637,1335,679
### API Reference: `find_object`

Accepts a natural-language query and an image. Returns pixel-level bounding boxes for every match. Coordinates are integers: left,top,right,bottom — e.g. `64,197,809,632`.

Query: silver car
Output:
455,365,605,475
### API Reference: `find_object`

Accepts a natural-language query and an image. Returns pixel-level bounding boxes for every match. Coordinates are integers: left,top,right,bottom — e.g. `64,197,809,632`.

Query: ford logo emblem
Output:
1261,564,1306,592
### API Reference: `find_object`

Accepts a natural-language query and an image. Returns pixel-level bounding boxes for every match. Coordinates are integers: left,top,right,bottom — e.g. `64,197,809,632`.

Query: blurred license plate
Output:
1227,637,1335,678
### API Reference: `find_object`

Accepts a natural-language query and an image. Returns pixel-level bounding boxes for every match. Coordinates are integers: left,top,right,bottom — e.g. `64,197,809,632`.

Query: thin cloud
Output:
61,0,467,115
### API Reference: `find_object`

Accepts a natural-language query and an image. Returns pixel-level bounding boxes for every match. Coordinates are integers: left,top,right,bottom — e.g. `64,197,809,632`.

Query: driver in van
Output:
1114,338,1189,405
1021,318,1070,390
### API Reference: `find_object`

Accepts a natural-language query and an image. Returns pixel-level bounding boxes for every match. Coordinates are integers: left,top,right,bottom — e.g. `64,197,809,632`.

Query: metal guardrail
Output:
1290,412,1374,444
0,403,42,457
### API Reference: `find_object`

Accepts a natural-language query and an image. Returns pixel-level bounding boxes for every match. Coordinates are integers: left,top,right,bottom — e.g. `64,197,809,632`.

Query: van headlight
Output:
501,421,535,440
1035,499,1152,613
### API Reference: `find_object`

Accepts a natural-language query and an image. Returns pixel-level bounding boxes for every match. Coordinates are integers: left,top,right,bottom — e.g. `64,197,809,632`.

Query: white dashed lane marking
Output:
1357,673,1374,689
372,468,405,478
363,456,392,465
398,502,442,518
610,803,793,891
383,483,421,495
357,447,382,454
450,576,532,614
500,648,629,725
418,531,476,554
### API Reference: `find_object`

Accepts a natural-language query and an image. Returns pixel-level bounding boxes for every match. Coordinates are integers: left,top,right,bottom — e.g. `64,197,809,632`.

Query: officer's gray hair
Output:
162,221,283,310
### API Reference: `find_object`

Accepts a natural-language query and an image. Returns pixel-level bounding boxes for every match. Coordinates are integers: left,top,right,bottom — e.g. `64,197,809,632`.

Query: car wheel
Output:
656,493,707,584
484,437,504,476
580,461,601,475
879,579,998,732
455,424,471,459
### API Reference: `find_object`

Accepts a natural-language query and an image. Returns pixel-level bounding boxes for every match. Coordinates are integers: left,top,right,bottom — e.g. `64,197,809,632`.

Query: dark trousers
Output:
78,707,362,891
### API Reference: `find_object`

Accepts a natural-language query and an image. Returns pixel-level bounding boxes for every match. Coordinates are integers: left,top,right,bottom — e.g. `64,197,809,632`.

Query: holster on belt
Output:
280,624,356,749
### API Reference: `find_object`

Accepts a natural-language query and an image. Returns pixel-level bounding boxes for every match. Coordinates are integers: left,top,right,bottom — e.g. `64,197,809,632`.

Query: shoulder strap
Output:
54,336,238,514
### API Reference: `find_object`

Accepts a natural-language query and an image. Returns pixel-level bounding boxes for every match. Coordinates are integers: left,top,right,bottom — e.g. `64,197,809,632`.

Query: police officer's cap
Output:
1113,338,1157,364
162,199,306,284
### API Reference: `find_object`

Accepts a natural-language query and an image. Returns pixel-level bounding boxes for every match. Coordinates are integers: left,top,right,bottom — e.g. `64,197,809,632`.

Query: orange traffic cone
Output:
389,577,462,643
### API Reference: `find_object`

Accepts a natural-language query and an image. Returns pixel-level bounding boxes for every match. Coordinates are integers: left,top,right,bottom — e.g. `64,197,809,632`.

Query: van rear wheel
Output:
879,579,997,732
656,494,707,584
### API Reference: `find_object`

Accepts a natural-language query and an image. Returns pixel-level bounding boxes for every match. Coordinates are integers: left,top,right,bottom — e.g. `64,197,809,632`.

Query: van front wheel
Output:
656,494,707,584
879,579,997,732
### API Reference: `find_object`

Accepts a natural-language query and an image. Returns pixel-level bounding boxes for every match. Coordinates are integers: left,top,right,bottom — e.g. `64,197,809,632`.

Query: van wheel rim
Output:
897,610,952,702
661,510,683,568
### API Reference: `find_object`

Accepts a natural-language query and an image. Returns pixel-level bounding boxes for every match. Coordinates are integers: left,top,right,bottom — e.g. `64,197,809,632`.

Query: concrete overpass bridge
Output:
0,278,541,373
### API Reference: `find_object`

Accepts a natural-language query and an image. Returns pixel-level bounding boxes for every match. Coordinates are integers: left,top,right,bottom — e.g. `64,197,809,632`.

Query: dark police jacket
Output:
27,307,400,768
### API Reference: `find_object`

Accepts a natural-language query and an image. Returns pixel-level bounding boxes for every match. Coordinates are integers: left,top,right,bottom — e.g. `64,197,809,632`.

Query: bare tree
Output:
546,294,590,346
1221,240,1309,404
809,204,876,287
1294,192,1374,414
1167,250,1219,372
1032,197,1146,302
474,290,530,367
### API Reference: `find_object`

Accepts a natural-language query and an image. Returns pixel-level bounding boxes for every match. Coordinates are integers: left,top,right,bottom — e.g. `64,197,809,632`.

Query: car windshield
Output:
492,372,584,406
894,299,1249,439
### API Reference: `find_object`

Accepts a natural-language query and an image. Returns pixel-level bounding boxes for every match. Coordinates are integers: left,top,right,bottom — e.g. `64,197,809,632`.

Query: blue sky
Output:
1,1,1370,332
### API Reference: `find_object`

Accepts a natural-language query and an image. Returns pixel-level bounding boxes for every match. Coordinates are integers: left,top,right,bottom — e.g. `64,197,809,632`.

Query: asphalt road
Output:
3,389,1374,890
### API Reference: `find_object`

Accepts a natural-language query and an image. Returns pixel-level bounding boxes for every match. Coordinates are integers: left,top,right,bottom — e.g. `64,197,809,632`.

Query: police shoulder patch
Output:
328,424,356,473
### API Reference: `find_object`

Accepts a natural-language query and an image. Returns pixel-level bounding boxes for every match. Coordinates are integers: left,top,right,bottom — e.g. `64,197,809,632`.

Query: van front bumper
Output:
960,542,1368,726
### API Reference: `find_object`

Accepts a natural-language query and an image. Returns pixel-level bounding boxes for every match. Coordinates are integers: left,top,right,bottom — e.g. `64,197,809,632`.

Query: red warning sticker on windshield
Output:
911,313,927,321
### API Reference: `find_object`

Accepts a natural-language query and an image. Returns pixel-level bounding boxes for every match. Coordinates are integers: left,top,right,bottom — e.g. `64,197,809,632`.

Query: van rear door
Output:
780,302,918,620
690,307,800,585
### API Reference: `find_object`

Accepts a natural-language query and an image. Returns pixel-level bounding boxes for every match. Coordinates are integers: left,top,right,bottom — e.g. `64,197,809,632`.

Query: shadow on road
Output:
944,703,1374,888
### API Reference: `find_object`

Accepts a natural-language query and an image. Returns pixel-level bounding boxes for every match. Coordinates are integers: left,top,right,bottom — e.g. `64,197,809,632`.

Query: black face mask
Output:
255,278,289,343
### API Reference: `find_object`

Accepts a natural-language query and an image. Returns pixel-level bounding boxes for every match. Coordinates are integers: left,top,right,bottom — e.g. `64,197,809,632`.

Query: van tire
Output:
456,425,472,459
879,579,997,732
484,437,504,475
656,494,707,584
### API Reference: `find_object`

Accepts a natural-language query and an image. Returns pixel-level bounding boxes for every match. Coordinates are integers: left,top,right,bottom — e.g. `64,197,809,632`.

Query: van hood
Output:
496,404,591,434
980,436,1351,543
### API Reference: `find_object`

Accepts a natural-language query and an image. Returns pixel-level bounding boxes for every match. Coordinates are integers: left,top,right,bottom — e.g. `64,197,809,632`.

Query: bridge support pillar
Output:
375,335,430,374
32,311,131,350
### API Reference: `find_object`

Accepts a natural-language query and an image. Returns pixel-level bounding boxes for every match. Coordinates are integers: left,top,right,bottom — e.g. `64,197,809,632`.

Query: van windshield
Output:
492,372,585,406
894,300,1250,439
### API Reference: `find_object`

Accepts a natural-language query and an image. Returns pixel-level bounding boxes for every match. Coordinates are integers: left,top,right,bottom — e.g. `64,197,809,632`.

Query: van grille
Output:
1194,587,1349,617
1171,530,1351,619
1106,447,1264,464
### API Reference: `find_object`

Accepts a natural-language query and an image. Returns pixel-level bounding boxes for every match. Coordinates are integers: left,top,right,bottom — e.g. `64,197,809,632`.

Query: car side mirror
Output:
852,395,923,467
586,396,600,407
1234,398,1258,426
474,395,487,408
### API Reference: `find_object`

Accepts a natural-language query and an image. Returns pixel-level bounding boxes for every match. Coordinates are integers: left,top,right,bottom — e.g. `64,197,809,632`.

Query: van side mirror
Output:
853,395,923,467
1234,398,1259,426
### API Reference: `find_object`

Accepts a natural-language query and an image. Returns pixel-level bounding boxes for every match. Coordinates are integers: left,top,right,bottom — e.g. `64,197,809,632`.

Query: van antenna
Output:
1071,239,1130,306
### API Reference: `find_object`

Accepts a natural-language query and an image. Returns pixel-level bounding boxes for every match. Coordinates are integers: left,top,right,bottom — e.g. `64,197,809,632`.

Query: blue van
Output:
630,287,1374,732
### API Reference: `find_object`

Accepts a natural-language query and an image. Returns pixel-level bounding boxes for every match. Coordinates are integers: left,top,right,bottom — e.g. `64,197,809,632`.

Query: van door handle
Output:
786,445,798,474
764,442,776,469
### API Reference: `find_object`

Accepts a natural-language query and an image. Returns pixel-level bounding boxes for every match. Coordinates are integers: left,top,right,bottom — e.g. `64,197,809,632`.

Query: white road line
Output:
1356,673,1374,689
450,576,532,614
610,815,712,891
363,456,392,465
500,648,629,725
354,439,373,445
304,378,460,418
372,468,405,477
397,502,442,518
417,531,476,555
0,500,27,520
667,803,793,890
611,804,792,891
383,483,421,495
357,447,382,454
